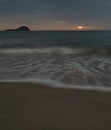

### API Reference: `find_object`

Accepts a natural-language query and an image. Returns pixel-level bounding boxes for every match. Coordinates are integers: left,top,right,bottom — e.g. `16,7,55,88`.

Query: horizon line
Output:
1,30,111,31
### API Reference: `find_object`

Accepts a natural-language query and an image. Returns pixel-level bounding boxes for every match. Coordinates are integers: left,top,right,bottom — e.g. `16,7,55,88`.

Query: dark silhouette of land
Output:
5,26,30,31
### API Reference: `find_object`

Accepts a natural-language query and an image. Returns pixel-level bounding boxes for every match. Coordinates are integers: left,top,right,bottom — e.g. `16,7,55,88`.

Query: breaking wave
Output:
0,47,111,55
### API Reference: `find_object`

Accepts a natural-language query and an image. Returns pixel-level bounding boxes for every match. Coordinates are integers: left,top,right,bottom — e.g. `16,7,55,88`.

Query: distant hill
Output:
5,26,30,31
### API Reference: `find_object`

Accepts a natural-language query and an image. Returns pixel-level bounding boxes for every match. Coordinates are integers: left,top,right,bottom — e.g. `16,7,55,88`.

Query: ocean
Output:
0,31,111,91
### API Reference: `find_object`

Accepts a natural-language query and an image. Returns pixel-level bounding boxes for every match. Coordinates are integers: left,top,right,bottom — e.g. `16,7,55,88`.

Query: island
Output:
5,26,30,31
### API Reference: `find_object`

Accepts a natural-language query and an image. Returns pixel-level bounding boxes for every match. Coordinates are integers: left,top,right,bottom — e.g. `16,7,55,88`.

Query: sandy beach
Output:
0,82,111,130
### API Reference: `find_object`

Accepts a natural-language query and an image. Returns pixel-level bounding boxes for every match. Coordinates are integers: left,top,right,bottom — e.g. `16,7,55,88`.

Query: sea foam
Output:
0,47,111,55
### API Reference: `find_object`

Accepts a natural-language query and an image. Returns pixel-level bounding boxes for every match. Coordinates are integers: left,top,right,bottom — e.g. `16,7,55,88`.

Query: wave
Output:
0,47,111,55
0,78,111,92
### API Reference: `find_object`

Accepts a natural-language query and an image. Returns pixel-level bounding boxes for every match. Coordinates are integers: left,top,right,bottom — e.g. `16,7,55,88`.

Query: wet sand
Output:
0,82,111,130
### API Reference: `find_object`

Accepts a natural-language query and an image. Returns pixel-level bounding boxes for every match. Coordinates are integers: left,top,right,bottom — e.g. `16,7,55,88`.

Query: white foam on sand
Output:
0,78,111,93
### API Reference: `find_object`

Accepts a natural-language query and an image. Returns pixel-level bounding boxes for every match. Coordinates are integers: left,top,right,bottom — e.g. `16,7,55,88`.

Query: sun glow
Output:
77,26,84,30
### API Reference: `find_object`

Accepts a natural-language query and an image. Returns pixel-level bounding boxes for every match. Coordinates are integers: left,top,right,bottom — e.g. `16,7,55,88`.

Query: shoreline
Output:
0,80,111,93
0,82,111,129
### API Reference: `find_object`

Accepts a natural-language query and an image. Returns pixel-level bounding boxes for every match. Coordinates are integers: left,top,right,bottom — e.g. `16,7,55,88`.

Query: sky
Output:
0,0,111,30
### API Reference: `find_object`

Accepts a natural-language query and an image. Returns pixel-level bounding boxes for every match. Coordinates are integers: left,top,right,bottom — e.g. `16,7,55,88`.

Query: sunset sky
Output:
0,0,111,30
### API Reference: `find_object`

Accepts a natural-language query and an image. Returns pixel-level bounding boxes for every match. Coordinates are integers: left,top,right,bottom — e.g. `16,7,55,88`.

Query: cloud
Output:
0,0,111,29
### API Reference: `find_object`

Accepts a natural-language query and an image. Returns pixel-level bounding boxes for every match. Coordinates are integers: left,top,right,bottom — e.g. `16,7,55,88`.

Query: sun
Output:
72,25,87,30
77,26,84,30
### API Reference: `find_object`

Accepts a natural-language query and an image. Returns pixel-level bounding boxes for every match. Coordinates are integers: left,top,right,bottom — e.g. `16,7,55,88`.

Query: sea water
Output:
0,31,111,91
